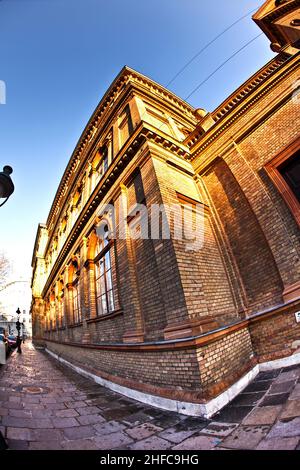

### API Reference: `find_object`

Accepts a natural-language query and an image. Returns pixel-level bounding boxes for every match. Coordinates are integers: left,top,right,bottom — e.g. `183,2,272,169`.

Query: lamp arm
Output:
0,197,9,208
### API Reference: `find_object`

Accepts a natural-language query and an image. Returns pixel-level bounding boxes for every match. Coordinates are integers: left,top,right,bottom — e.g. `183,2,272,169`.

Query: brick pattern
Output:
197,327,253,396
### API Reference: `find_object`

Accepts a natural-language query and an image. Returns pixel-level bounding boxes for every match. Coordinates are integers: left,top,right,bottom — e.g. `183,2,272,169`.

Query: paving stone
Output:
200,422,239,437
172,416,208,431
2,402,24,410
0,407,8,417
25,403,45,411
122,411,155,427
150,413,183,429
243,380,273,393
61,439,99,450
77,414,106,426
269,380,296,395
63,425,96,440
126,422,163,440
40,397,57,404
22,396,40,404
221,425,269,450
102,408,138,421
243,406,282,425
256,370,281,381
31,409,54,419
77,405,101,416
2,416,34,428
8,396,21,403
172,435,220,450
6,439,29,450
230,392,265,407
29,440,63,450
256,437,299,450
9,409,32,419
275,369,300,383
32,418,54,429
95,431,134,450
213,406,253,423
31,428,63,441
129,435,171,450
158,426,197,444
289,384,300,400
54,408,79,418
282,365,300,372
52,417,79,428
259,393,290,407
94,420,126,436
279,400,300,421
7,427,32,441
65,401,87,409
45,403,66,410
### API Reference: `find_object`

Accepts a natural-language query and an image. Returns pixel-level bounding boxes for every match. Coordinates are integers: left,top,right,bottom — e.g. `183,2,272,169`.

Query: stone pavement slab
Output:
289,384,300,400
267,417,300,438
125,422,163,440
243,406,282,425
93,419,126,436
200,422,239,437
158,426,197,444
94,431,134,449
279,399,300,420
220,425,270,449
129,435,171,450
172,434,220,450
256,437,299,450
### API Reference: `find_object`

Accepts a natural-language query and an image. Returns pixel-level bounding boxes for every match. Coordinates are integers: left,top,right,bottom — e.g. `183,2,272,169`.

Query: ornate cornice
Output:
253,0,300,46
45,67,196,231
187,51,299,160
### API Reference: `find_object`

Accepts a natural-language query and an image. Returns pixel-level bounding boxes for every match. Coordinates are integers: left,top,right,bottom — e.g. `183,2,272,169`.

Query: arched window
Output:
94,224,114,316
71,260,82,324
49,291,55,330
58,280,65,328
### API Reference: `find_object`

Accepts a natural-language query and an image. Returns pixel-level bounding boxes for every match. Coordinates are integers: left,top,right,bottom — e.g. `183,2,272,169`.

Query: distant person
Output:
16,336,22,354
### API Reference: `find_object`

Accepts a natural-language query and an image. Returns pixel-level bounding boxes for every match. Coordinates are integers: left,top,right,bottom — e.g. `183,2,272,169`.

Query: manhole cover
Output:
12,385,50,394
24,386,44,394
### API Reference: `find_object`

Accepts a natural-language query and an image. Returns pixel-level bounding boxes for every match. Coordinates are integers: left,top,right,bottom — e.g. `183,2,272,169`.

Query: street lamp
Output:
15,307,22,354
0,166,14,207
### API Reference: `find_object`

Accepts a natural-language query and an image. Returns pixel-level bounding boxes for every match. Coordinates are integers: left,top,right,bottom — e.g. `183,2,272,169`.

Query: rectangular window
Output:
265,137,300,227
95,243,114,316
279,150,300,203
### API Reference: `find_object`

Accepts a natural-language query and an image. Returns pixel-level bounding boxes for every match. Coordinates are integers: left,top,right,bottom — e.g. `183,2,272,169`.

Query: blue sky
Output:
0,0,274,280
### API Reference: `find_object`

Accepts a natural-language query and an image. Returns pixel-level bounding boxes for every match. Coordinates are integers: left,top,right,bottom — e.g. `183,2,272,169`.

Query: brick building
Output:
31,0,300,417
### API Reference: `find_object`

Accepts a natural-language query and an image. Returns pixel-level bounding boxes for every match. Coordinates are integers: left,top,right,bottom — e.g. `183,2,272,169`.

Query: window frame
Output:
72,274,82,325
265,136,300,227
94,238,115,317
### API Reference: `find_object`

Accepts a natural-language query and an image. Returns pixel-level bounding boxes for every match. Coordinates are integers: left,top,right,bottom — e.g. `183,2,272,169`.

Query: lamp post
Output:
0,166,14,207
15,307,22,354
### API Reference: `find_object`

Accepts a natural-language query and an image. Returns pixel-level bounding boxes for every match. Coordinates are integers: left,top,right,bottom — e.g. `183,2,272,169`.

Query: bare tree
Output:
0,251,10,289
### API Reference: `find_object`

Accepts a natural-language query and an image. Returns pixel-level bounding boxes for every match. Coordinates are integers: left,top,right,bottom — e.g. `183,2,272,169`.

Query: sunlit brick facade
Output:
31,1,300,416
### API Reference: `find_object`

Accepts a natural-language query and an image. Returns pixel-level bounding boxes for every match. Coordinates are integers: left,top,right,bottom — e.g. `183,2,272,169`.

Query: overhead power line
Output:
185,33,263,101
166,6,261,88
